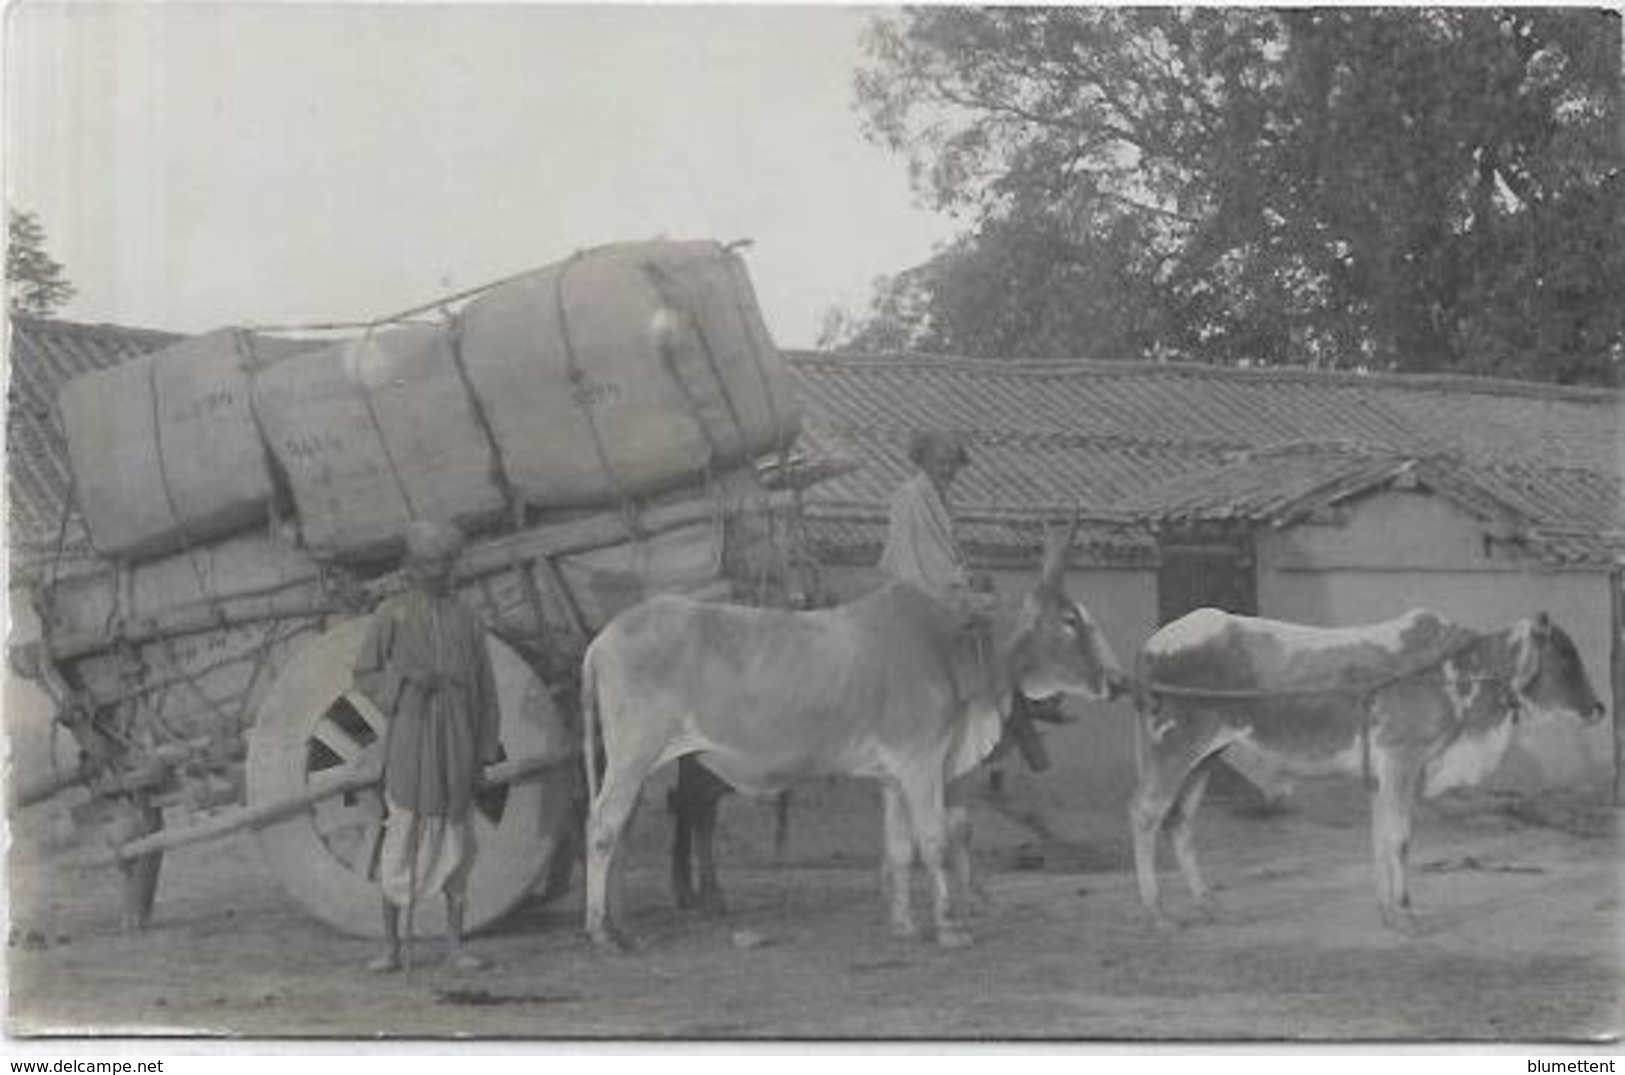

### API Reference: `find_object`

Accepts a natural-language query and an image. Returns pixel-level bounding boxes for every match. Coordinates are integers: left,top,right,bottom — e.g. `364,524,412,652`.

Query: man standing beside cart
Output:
352,520,501,973
879,430,1058,905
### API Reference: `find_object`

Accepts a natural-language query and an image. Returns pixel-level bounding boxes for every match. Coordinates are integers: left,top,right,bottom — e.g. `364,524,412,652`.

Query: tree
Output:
842,8,1622,385
7,208,75,317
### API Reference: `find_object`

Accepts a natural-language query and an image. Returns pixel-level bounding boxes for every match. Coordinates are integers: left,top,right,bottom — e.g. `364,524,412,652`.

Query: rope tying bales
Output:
440,306,526,533
348,322,421,524
553,250,647,548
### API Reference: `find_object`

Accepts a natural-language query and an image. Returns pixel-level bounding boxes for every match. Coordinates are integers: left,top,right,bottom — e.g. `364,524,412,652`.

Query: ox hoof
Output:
1192,896,1226,924
889,918,920,941
119,906,154,934
1146,910,1181,934
1380,907,1424,937
695,892,728,918
935,925,974,949
587,925,641,954
957,886,994,919
365,953,402,974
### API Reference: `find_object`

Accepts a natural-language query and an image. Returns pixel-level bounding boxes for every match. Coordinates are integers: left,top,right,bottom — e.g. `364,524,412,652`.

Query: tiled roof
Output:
1429,458,1625,564
1113,448,1414,526
7,317,182,568
788,352,1624,566
1113,447,1623,564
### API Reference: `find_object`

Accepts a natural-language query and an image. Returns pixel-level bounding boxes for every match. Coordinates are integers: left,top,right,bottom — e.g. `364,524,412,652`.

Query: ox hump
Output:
1145,607,1234,657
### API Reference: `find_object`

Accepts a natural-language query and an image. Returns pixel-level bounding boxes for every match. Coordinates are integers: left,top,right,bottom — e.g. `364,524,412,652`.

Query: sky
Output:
4,3,961,347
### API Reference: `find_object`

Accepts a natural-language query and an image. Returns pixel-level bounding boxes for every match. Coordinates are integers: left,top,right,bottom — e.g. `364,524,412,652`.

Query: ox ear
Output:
1533,611,1551,639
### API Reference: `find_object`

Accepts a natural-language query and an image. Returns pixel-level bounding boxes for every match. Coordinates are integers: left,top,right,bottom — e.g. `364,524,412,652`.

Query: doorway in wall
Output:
1157,527,1257,623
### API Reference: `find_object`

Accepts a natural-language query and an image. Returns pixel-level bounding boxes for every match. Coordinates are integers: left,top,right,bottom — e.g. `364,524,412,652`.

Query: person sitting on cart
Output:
352,519,501,973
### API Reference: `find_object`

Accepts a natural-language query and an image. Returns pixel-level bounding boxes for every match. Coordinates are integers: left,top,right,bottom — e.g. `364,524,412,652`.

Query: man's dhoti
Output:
377,794,477,908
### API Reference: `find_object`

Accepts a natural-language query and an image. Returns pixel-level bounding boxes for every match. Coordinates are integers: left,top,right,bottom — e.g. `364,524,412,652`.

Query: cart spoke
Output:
341,690,389,740
473,783,510,827
315,823,371,872
309,716,368,766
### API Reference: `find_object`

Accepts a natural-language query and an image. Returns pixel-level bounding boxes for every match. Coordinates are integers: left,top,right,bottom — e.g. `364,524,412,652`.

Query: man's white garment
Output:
878,467,1002,716
377,794,476,908
879,471,971,596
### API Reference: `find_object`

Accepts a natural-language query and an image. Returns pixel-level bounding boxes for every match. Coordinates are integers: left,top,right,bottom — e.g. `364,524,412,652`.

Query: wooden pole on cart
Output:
109,748,574,864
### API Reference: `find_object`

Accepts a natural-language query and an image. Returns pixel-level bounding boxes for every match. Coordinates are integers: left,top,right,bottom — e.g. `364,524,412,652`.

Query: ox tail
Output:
581,646,601,811
1130,652,1151,779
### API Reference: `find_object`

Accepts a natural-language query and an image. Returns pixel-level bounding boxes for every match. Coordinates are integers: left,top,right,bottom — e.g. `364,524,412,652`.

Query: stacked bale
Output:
57,329,316,560
39,531,327,645
251,323,509,560
454,238,798,510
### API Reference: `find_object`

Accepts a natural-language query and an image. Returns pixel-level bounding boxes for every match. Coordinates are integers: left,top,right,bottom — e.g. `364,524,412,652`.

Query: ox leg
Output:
670,757,729,914
1166,760,1219,920
900,775,971,949
1130,771,1181,930
1370,753,1425,934
880,781,917,940
690,781,727,916
585,754,659,952
670,761,697,910
945,778,990,918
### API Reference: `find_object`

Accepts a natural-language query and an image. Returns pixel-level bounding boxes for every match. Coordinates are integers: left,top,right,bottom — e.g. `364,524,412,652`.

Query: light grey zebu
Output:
581,523,1126,950
1130,607,1605,932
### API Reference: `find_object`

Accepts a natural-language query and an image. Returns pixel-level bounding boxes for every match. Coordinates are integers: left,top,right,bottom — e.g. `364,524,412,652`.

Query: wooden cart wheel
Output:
247,617,579,939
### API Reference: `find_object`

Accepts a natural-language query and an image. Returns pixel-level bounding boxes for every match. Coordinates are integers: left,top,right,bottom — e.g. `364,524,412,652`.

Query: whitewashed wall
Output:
1257,489,1614,789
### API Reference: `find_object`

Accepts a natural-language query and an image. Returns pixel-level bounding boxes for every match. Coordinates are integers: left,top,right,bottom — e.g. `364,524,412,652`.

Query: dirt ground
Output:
5,778,1620,1042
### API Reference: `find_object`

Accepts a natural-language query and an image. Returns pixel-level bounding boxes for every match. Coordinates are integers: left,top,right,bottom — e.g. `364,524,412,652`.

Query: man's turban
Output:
907,430,971,469
403,519,465,563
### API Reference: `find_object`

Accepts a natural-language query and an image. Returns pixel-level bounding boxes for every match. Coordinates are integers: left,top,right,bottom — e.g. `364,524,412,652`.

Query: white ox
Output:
581,524,1126,950
1130,607,1605,932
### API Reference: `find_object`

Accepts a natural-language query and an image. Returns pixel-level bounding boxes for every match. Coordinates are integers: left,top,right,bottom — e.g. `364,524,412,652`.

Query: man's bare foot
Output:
448,949,490,972
366,951,401,974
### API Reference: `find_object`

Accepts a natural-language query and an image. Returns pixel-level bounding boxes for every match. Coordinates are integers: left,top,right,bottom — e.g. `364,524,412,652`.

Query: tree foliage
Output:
838,8,1622,385
7,208,75,318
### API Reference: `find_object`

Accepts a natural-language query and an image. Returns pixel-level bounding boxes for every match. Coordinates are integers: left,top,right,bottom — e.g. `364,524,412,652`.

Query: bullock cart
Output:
14,239,828,939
